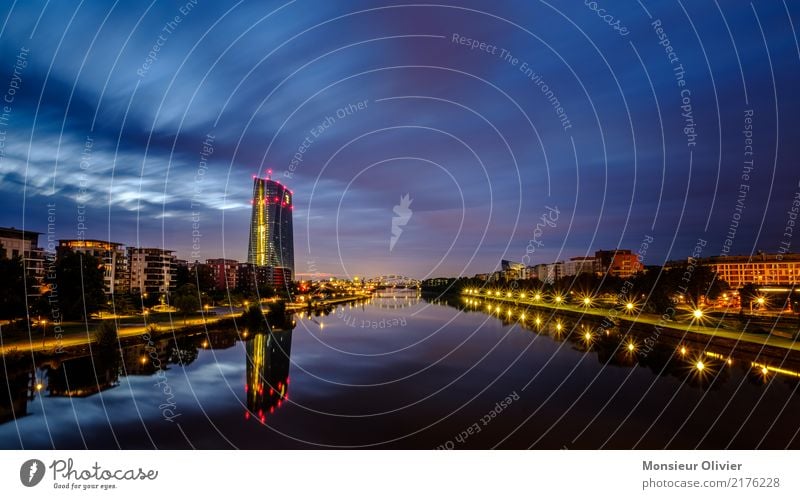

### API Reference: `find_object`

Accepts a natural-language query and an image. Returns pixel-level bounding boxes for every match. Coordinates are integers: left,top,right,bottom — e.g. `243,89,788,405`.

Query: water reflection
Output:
0,315,296,430
437,293,800,392
245,329,292,423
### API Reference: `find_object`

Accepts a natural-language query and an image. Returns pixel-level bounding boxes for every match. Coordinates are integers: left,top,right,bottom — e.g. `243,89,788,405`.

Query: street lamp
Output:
40,319,47,348
751,295,766,315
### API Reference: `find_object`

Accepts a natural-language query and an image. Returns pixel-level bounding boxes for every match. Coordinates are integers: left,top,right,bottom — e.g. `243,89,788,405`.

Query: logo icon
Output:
390,194,413,251
20,459,45,487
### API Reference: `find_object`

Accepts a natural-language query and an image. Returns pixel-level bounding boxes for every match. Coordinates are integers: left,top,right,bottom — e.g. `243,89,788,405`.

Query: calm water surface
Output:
2,290,800,449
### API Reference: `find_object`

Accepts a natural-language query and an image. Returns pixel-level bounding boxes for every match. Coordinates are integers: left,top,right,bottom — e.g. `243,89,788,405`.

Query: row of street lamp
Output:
462,287,708,323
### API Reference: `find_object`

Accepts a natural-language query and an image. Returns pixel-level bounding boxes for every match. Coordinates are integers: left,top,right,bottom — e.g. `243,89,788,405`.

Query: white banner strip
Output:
1,450,797,498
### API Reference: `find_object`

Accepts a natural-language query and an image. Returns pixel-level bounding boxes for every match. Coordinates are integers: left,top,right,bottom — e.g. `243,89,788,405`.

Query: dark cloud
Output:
0,0,797,278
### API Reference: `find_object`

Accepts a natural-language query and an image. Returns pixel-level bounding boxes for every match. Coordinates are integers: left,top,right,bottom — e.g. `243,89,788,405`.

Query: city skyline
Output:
0,2,798,279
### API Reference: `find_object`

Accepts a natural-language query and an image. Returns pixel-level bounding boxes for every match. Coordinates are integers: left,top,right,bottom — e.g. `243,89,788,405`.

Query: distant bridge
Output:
366,275,421,288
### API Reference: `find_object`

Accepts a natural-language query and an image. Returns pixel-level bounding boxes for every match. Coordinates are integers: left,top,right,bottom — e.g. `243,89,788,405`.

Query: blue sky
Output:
0,0,798,279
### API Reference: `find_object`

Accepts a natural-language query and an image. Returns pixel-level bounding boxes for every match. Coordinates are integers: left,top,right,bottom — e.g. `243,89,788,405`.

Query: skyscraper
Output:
247,175,294,289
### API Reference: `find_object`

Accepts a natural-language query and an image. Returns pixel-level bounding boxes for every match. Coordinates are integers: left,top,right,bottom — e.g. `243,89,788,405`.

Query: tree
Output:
54,250,106,320
174,264,191,289
685,265,728,303
257,282,276,299
173,284,200,325
739,283,758,310
0,245,26,320
629,268,674,314
110,293,136,315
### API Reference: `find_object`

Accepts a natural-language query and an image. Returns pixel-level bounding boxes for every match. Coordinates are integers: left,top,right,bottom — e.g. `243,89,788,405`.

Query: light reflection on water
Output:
2,291,800,449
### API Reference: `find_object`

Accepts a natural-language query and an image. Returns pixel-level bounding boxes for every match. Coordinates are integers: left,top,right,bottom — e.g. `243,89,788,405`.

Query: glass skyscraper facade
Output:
247,176,294,285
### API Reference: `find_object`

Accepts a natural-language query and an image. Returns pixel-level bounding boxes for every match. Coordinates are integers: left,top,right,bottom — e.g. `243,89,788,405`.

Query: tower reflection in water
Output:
245,327,293,423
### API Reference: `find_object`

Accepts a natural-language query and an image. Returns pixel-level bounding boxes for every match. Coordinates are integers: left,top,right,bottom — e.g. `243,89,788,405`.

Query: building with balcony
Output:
206,258,238,291
58,239,128,295
694,252,800,290
0,226,44,297
563,256,598,277
595,249,643,278
128,247,176,296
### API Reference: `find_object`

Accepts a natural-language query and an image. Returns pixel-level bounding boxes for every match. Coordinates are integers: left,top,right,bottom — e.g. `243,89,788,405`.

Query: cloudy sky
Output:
0,1,798,279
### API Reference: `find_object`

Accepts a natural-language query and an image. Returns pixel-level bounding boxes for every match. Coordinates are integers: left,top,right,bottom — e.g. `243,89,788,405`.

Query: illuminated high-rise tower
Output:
247,173,294,288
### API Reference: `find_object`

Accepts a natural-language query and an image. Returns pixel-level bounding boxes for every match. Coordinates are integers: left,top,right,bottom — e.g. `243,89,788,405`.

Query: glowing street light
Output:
582,296,592,307
627,342,636,352
534,293,542,301
692,308,703,320
625,302,635,312
554,295,563,304
750,295,767,315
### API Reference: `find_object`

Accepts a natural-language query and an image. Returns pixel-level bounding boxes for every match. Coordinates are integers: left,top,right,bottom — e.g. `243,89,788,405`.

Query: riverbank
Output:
0,311,241,356
464,291,800,354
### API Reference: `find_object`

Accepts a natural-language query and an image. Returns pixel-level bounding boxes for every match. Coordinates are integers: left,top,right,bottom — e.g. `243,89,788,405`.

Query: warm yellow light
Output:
535,316,542,326
761,366,769,375
628,343,635,352
554,296,562,303
680,346,687,355
534,293,541,301
696,361,705,371
495,291,500,296
506,292,512,298
495,305,500,312
520,293,526,299
626,302,634,311
35,383,43,391
583,297,591,306
556,322,563,331
584,332,591,341
692,309,703,319
520,313,526,320
140,356,147,365
756,297,765,305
